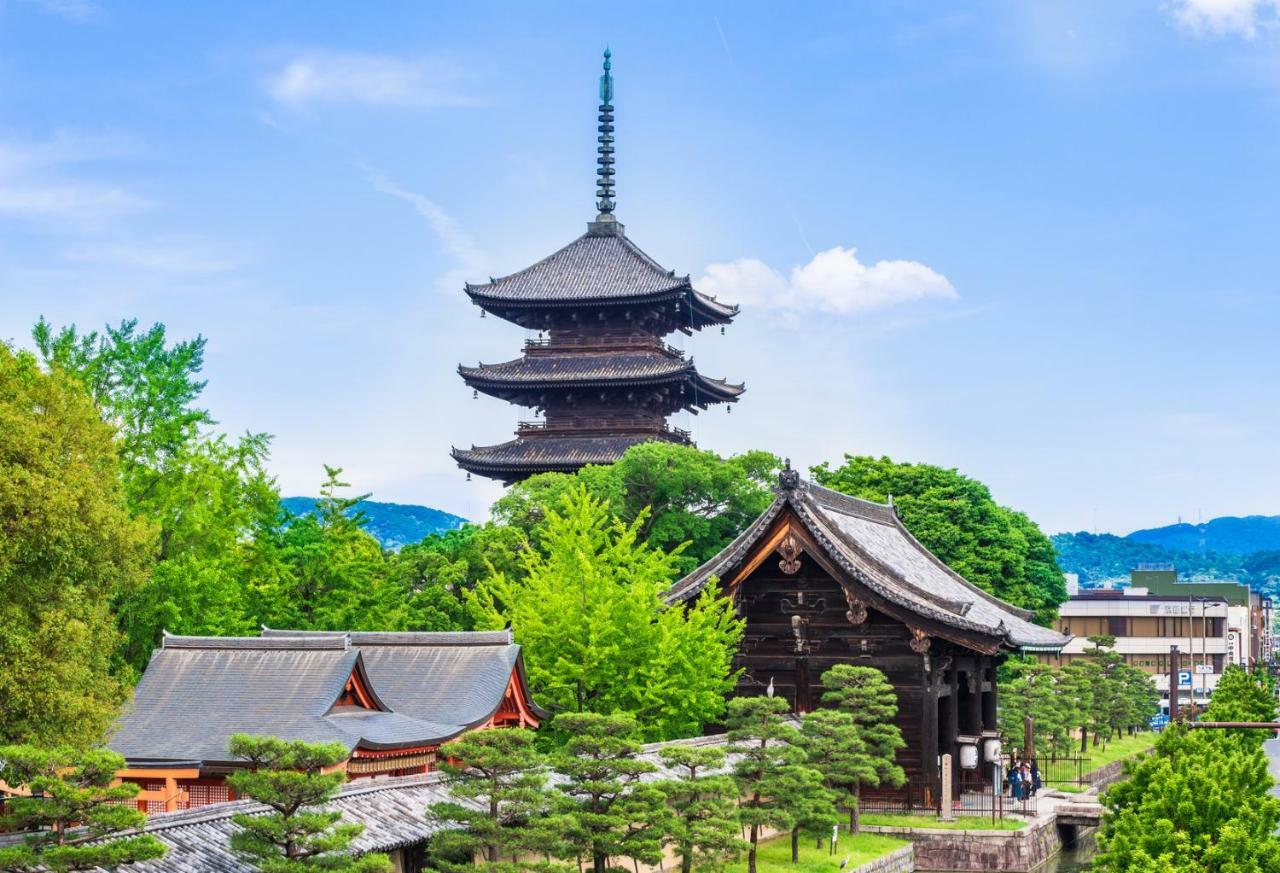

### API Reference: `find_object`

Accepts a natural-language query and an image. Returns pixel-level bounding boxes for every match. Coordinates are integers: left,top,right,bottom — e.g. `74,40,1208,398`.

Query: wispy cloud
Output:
697,246,956,315
357,161,485,292
0,132,150,225
266,51,480,110
12,0,101,22
62,238,242,275
1168,0,1280,38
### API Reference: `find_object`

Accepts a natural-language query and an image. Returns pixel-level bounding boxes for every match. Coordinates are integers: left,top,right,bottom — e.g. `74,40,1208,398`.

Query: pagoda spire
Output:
594,48,618,229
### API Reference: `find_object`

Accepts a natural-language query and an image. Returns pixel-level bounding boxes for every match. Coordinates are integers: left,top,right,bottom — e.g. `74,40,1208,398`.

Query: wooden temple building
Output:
667,467,1069,799
453,50,743,484
108,630,545,813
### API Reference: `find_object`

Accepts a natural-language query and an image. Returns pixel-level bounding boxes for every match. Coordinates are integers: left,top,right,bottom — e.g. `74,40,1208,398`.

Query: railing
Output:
860,773,1039,822
516,421,692,442
522,336,685,357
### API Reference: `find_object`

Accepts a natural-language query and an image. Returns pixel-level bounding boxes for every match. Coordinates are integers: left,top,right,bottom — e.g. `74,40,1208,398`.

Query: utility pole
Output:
1169,645,1180,722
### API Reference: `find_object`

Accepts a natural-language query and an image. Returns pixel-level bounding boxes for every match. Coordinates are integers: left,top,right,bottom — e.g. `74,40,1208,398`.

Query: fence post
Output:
939,754,954,821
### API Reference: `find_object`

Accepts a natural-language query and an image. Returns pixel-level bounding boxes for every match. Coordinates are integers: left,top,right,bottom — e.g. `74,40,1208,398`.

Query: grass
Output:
1044,731,1154,789
748,831,908,872
859,811,1027,831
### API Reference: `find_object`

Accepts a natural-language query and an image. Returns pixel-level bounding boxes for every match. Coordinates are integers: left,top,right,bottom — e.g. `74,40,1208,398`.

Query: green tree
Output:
226,735,390,873
0,746,166,872
800,709,877,834
812,455,1066,624
726,696,807,873
493,442,782,573
998,660,1072,756
470,487,743,741
819,665,906,833
0,342,152,746
547,713,667,873
774,764,837,864
426,729,558,870
655,744,744,873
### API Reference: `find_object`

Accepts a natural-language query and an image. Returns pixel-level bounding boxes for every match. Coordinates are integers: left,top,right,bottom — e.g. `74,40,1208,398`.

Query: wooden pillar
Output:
921,658,939,786
795,656,811,714
163,776,179,813
981,667,997,732
965,669,982,735
945,661,960,752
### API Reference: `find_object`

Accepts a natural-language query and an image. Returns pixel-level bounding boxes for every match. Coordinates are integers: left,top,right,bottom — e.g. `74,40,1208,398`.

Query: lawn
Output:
1043,732,1154,788
748,831,908,872
858,812,1027,831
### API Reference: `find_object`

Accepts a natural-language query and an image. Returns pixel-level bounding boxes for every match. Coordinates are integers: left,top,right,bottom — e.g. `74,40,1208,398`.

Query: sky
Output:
3,0,1280,536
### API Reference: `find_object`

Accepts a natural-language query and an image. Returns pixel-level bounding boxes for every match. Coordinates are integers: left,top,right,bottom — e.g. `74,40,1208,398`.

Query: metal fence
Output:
858,772,1040,822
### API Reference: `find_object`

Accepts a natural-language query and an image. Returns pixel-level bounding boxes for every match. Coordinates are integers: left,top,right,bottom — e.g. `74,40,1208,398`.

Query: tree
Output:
426,729,558,870
226,735,390,873
470,487,743,741
800,709,876,834
819,665,905,833
655,744,744,873
774,765,837,864
0,342,152,746
547,713,667,873
493,442,782,573
0,746,166,872
812,455,1066,624
997,660,1072,756
725,696,808,873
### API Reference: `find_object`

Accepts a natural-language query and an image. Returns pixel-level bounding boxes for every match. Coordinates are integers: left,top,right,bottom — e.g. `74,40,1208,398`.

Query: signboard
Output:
1177,670,1192,688
1149,714,1170,731
1195,663,1214,675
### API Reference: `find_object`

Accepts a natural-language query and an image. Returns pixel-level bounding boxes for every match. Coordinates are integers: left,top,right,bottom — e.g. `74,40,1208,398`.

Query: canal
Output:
1035,830,1097,872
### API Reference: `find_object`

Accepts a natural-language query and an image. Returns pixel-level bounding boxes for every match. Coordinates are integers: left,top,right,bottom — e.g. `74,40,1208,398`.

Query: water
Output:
1035,831,1097,873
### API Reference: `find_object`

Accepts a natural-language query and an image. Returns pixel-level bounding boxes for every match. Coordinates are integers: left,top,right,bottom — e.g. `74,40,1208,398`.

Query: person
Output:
1030,759,1042,797
1007,760,1022,800
1019,760,1032,801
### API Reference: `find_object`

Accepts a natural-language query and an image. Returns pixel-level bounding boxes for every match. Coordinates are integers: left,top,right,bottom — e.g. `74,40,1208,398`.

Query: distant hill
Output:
1127,515,1280,555
281,497,467,550
1053,514,1280,596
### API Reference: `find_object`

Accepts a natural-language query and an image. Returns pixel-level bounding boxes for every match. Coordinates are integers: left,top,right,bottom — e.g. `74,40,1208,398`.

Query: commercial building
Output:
1130,567,1272,668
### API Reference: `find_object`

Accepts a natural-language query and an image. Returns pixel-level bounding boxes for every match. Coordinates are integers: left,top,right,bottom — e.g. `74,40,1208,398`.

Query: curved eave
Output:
465,283,738,329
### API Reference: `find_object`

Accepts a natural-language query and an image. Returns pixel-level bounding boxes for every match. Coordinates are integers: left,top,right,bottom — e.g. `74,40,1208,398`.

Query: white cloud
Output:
12,0,101,22
698,246,956,315
357,161,486,292
62,239,241,275
0,132,149,224
1168,0,1280,37
266,51,479,109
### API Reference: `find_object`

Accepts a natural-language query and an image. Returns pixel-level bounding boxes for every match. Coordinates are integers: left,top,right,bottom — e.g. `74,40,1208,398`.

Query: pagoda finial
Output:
594,48,617,226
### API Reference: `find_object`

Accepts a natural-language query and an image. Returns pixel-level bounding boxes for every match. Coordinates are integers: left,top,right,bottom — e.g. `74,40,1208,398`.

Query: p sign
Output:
1177,670,1192,688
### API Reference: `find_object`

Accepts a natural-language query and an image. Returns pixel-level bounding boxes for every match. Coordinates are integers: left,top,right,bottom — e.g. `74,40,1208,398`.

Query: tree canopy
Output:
812,455,1067,624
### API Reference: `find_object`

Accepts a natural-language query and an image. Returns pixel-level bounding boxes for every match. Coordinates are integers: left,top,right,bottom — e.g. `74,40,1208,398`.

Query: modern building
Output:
666,467,1069,801
453,51,743,484
1046,579,1228,713
1130,566,1272,668
108,630,545,813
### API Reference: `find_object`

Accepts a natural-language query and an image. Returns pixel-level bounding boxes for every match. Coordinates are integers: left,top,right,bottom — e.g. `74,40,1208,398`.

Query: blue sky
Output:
3,0,1279,534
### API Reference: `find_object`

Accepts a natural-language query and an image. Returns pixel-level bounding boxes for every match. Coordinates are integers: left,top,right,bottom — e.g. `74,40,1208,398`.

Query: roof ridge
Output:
162,632,350,651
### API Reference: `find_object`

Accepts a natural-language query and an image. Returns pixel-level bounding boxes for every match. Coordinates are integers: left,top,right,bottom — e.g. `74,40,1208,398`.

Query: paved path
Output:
1267,736,1280,799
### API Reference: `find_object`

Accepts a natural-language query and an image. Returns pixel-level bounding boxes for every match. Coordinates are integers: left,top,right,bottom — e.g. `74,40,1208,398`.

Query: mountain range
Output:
280,497,467,550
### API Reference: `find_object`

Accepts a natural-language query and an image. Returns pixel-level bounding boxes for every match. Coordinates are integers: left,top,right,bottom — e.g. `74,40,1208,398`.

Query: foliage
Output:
725,696,812,873
0,342,151,746
812,455,1067,624
819,665,906,833
493,442,782,573
1056,637,1157,752
656,743,745,873
997,660,1073,756
546,713,667,873
226,735,390,873
800,709,876,834
470,486,743,741
426,729,559,870
0,746,166,872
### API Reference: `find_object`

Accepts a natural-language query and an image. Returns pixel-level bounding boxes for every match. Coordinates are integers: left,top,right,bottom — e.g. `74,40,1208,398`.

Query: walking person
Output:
1008,760,1022,801
1030,759,1042,797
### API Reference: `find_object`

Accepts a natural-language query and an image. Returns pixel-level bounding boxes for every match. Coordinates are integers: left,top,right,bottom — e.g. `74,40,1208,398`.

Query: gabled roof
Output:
109,630,545,767
667,474,1069,653
464,228,737,326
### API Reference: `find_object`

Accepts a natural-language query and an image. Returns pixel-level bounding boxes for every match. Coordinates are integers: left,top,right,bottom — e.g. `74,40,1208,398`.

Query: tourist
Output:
1030,759,1042,797
1019,760,1032,800
1008,761,1022,799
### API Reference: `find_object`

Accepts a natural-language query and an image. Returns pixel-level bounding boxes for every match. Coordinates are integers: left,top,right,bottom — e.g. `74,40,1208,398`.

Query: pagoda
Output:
452,50,744,484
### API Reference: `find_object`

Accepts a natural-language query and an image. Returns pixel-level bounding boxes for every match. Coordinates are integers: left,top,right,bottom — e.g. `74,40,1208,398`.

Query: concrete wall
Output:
850,844,915,873
862,816,1059,872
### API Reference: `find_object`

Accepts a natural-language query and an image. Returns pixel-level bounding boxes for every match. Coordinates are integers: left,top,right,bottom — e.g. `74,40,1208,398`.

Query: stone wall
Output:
1087,756,1134,790
862,815,1059,872
850,844,915,873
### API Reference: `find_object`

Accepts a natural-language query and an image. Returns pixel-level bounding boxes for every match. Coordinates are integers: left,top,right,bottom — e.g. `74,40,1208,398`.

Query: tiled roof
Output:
465,229,737,323
109,630,544,766
452,434,665,475
667,476,1069,653
459,351,744,402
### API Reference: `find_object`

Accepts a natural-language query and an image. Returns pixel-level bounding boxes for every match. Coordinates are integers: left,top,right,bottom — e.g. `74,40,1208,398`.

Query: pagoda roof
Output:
459,351,744,403
464,228,737,326
452,433,674,479
667,473,1069,654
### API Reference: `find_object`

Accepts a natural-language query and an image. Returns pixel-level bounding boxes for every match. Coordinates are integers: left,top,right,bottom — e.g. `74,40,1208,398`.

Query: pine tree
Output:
426,729,558,871
819,665,906,833
726,696,807,873
0,746,166,872
548,713,667,873
226,735,390,872
773,765,837,863
655,744,744,873
800,709,877,834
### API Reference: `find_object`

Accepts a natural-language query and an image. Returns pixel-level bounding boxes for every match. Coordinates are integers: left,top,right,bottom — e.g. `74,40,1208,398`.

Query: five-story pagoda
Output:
453,51,744,484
